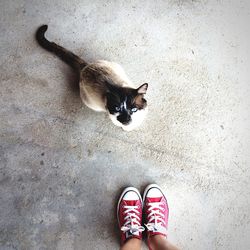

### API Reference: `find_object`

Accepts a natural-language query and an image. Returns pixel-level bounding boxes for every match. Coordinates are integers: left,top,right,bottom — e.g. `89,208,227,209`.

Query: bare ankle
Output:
148,235,179,250
120,238,142,250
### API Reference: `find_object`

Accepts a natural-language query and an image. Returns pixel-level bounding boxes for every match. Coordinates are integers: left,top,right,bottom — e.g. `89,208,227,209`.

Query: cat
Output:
36,25,148,131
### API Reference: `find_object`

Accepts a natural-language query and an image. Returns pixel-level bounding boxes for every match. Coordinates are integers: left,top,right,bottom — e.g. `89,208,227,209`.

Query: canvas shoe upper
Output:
143,184,169,239
117,187,144,245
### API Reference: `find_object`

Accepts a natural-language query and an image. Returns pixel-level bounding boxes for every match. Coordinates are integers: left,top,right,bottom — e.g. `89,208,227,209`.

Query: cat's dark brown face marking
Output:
133,95,147,109
106,83,148,125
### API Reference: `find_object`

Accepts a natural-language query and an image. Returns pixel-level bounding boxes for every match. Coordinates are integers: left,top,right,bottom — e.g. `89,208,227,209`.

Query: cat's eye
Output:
131,107,138,112
115,106,121,112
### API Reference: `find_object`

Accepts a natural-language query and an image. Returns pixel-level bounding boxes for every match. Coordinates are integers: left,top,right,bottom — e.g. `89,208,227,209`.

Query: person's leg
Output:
143,184,179,250
117,187,144,250
120,238,142,250
148,235,179,250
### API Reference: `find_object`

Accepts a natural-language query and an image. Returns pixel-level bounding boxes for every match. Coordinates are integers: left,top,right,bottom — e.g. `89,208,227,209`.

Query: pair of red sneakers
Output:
117,184,169,246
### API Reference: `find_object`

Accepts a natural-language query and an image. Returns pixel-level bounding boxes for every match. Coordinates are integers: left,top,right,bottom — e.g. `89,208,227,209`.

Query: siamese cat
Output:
36,25,148,131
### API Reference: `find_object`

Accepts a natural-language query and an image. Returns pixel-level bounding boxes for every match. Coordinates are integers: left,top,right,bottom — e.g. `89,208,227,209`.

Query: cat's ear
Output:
137,83,148,94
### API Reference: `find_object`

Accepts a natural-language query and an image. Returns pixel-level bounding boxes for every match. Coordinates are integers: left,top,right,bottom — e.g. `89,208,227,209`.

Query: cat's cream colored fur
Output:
80,60,132,111
80,60,147,131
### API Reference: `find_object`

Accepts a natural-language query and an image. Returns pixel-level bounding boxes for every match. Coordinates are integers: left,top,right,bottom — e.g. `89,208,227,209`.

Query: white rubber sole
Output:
117,187,142,226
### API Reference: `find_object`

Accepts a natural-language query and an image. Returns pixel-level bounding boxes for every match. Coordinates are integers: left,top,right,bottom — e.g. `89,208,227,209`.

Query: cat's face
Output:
106,83,148,130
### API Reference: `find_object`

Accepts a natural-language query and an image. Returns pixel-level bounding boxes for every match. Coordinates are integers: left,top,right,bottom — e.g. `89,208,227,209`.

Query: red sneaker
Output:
117,187,145,245
143,184,169,240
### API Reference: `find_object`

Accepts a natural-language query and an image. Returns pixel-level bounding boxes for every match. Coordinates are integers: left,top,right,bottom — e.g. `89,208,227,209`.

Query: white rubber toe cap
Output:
123,190,140,200
143,184,165,202
146,187,163,198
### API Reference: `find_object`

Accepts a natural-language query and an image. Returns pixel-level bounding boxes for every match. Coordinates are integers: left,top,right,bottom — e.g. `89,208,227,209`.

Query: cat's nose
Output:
117,114,131,125
122,120,131,125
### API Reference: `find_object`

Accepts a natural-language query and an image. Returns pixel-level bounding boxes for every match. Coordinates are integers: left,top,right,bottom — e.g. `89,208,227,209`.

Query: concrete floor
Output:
1,0,250,249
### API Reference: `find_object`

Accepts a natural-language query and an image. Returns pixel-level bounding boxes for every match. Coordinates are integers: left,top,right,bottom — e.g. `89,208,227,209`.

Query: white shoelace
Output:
121,205,145,235
144,202,167,234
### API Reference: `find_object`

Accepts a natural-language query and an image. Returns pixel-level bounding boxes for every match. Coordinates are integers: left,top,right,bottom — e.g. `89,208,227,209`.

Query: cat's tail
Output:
36,25,87,71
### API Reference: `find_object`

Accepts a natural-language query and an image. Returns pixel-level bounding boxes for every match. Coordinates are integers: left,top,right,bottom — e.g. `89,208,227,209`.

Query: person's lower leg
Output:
148,235,179,250
120,238,142,250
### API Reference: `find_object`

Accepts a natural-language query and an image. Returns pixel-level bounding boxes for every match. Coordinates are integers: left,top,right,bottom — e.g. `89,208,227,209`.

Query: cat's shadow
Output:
60,66,98,122
61,67,82,114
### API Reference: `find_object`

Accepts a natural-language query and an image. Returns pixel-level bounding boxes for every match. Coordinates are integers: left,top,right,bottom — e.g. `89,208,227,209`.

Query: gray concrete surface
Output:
1,1,250,249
